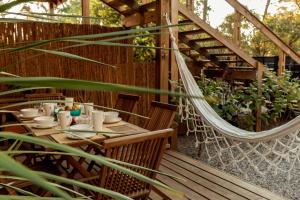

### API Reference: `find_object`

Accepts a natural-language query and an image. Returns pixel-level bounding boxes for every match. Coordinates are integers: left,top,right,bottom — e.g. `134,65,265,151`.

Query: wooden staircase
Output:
99,0,300,79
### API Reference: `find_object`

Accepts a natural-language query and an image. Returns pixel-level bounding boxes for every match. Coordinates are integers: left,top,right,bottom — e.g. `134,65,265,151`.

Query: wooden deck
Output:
150,150,286,200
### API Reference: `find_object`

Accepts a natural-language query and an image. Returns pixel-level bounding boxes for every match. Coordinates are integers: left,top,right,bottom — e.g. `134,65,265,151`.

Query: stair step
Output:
179,29,206,36
190,37,216,43
210,53,236,57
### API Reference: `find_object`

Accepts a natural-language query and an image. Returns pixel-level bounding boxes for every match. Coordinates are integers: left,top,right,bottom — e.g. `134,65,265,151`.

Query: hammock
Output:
166,16,300,181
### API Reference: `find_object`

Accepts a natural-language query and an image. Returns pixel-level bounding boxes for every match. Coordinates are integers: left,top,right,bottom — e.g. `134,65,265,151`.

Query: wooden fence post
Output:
170,0,179,92
256,63,264,131
156,0,170,103
81,0,90,24
277,50,286,75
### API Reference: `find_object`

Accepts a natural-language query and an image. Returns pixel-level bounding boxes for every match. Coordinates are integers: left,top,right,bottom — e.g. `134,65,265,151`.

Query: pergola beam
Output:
122,2,157,27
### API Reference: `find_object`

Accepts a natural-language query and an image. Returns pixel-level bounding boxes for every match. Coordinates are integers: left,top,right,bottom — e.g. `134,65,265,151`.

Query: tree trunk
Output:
202,0,208,22
263,0,271,21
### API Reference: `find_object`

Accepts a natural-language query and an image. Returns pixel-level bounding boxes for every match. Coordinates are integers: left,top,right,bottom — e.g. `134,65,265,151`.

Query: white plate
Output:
32,122,58,129
66,124,96,140
20,113,42,119
104,117,122,124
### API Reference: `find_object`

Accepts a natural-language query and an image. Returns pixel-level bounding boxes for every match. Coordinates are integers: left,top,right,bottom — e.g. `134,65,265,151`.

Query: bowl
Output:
34,116,54,126
104,111,119,123
70,109,81,117
20,108,39,117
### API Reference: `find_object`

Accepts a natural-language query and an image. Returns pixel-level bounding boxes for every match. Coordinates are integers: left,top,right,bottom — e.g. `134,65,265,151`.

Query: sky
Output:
208,0,293,27
4,0,296,27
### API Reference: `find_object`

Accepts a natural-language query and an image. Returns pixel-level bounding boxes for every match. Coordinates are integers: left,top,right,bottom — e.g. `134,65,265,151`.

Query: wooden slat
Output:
170,0,179,92
122,1,156,16
178,4,258,68
190,37,216,43
210,53,236,57
159,164,230,200
179,29,206,36
160,159,248,200
225,0,300,65
161,154,265,200
163,150,286,200
156,0,170,102
156,174,208,200
200,45,226,50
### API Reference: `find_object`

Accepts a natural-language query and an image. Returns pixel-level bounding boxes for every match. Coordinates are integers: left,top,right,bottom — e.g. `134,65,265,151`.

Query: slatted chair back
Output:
97,129,172,200
114,94,140,122
143,101,177,131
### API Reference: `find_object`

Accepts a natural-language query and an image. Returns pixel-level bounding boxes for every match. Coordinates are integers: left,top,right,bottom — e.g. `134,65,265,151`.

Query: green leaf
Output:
0,132,181,196
32,48,116,68
0,152,72,199
9,23,187,53
0,77,195,98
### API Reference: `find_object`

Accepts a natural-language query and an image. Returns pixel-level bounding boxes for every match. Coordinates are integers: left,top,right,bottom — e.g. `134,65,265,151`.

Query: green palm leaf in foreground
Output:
0,152,72,200
0,132,181,196
0,77,197,98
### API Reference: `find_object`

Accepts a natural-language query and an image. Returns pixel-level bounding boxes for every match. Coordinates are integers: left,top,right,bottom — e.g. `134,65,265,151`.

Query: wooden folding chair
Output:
143,101,177,131
114,94,140,122
95,128,172,200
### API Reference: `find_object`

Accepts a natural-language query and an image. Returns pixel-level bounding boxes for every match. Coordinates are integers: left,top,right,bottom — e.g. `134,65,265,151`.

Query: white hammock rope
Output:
166,15,300,180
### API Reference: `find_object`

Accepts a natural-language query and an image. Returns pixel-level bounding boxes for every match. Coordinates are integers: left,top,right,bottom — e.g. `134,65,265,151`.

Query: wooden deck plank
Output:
161,155,262,200
156,174,208,200
165,150,286,200
161,159,248,200
159,165,229,200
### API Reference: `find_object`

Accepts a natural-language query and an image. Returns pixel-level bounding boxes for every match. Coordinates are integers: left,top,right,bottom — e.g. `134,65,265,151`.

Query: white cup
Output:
84,102,94,116
58,111,72,129
92,110,104,132
65,97,74,107
43,103,57,116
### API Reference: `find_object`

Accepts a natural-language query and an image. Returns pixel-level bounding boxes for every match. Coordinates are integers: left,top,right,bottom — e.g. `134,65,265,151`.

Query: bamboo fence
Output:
0,22,157,125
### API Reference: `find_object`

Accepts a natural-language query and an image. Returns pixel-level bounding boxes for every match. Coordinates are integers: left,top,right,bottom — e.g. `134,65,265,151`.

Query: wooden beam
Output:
277,50,286,75
256,62,263,131
186,0,194,12
81,0,90,24
200,45,226,50
122,1,156,16
49,2,54,15
210,53,236,57
179,29,206,36
233,10,241,47
170,0,179,92
190,37,216,43
178,4,258,68
156,0,170,103
225,0,300,65
204,69,256,80
101,0,139,15
123,10,156,27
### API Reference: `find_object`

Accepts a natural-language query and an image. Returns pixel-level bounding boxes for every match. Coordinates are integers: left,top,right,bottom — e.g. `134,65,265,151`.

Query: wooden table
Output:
8,112,148,179
14,113,147,147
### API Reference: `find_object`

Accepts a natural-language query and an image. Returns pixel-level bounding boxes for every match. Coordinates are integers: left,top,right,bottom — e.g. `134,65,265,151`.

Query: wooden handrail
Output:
225,0,300,65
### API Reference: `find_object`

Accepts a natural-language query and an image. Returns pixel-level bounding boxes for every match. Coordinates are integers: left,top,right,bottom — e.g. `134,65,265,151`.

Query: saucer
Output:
104,117,122,124
32,122,58,129
20,113,42,119
66,124,96,140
